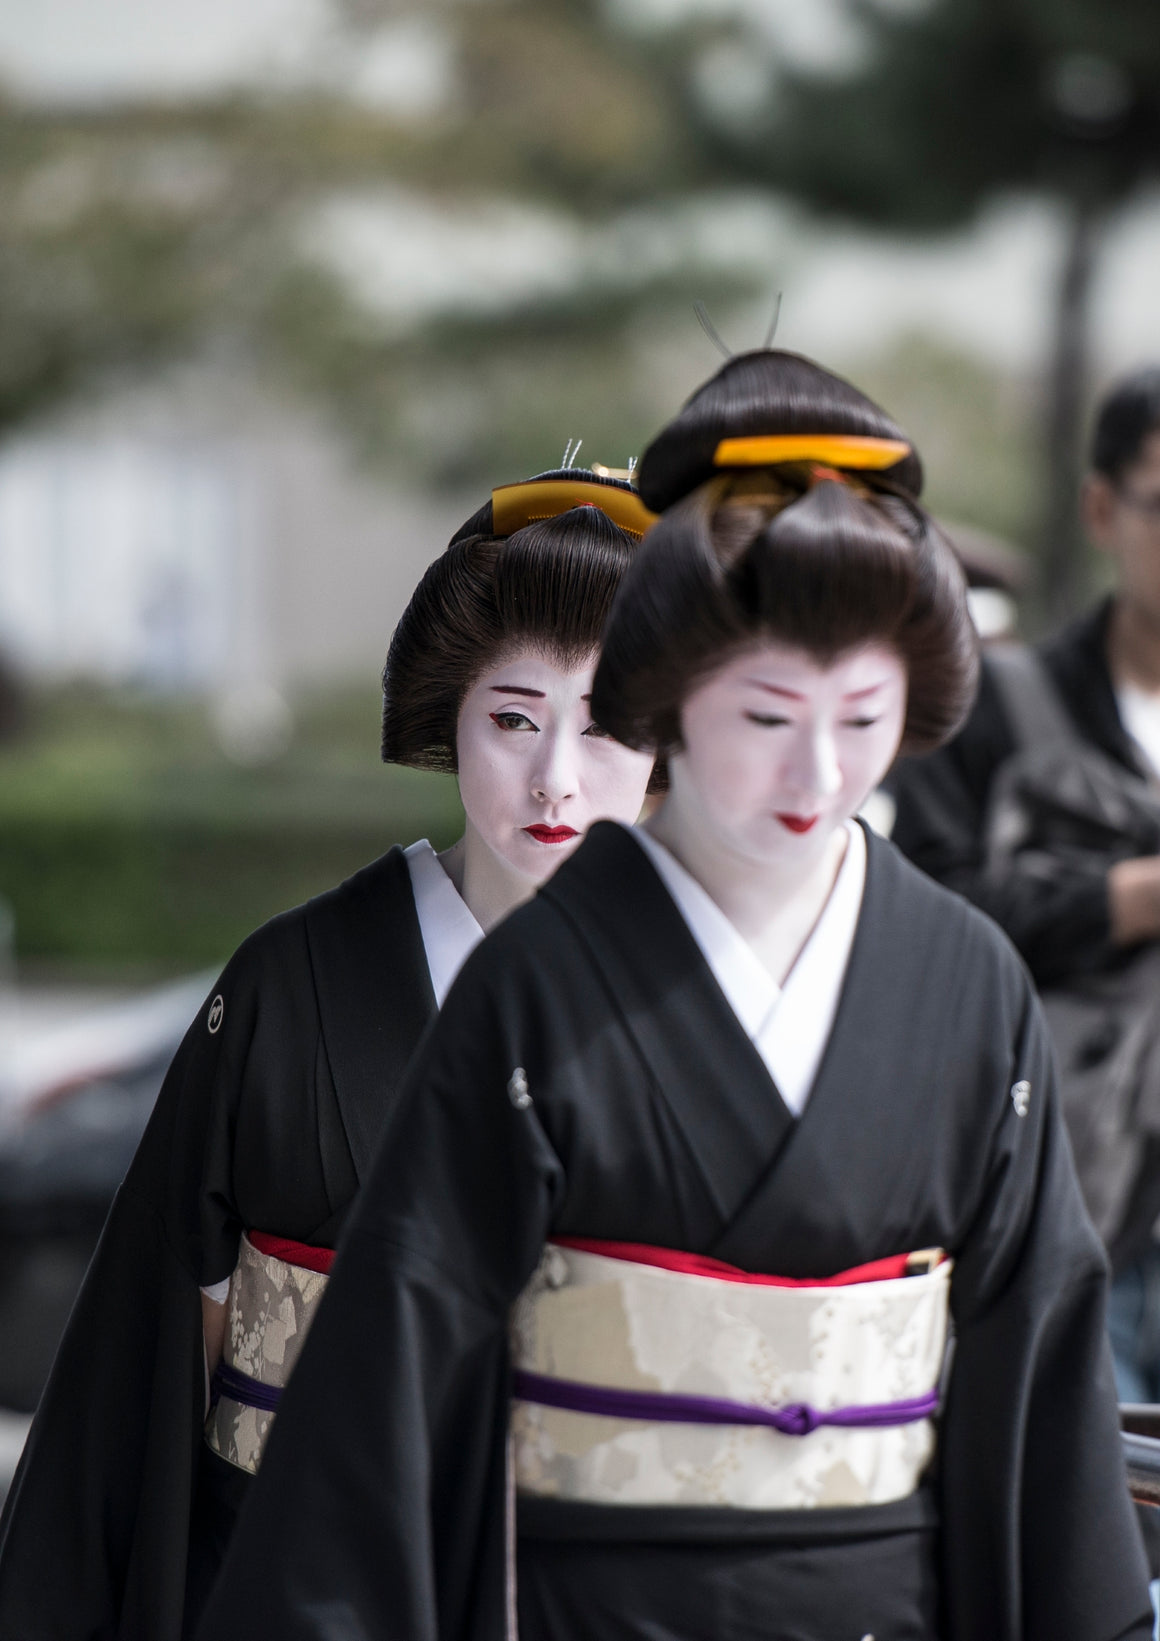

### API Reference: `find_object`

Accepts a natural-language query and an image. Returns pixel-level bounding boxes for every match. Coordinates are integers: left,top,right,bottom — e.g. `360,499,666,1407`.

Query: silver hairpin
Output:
694,300,732,360
561,438,575,468
763,291,784,349
627,456,637,476
564,438,582,469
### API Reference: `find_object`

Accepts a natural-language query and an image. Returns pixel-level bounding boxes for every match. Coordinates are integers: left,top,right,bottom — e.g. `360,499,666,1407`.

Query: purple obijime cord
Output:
511,1369,939,1436
212,1360,283,1415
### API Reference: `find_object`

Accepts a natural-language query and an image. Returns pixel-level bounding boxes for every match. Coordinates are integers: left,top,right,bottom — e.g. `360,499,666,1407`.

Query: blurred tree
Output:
12,0,1134,562
0,0,713,484
633,0,1160,615
0,651,24,744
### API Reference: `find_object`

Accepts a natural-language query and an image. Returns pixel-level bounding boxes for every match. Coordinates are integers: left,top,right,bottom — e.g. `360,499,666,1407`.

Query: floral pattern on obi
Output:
204,1232,329,1475
511,1243,951,1510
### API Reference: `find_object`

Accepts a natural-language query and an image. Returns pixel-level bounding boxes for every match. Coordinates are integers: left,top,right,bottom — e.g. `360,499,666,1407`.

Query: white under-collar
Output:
1116,682,1160,779
404,840,485,1007
201,843,481,1308
631,823,866,1116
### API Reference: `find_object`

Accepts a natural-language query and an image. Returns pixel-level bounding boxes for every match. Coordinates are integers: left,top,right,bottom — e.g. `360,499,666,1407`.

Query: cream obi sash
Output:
204,1231,333,1476
510,1239,951,1510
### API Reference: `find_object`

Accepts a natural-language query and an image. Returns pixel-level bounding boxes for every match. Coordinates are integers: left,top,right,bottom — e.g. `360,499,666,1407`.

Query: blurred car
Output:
0,975,211,1425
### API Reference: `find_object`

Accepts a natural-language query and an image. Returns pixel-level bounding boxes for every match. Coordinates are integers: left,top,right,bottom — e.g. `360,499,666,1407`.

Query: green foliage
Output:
263,271,752,485
0,1,698,445
615,0,1159,614
851,334,1039,544
2,0,1139,619
431,1,689,205
0,688,464,969
671,0,1160,225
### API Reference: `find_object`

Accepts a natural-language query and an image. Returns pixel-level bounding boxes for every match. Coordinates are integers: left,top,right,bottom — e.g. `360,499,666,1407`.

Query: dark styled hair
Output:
382,470,642,772
637,348,923,513
1091,367,1160,483
593,351,977,758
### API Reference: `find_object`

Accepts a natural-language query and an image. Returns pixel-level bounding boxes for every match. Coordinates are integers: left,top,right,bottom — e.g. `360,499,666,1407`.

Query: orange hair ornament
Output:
491,477,658,542
713,434,912,471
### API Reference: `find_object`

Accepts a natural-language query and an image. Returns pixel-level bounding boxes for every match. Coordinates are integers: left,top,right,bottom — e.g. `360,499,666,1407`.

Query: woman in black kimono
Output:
0,468,656,1640
198,353,1152,1641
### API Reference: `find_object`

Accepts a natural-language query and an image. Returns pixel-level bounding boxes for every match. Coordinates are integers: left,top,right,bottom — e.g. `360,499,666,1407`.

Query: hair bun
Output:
382,474,645,774
637,349,923,512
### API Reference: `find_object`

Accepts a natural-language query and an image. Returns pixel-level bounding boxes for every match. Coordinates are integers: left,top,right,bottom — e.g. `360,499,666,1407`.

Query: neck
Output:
438,829,538,933
645,792,849,982
1108,596,1160,692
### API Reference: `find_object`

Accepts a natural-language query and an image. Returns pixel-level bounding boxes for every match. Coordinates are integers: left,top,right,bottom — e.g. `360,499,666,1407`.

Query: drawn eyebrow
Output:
742,681,806,700
490,688,595,702
742,680,890,701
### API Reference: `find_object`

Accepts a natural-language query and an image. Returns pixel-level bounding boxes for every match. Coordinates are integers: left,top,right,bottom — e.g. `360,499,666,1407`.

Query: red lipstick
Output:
524,825,579,844
776,813,819,834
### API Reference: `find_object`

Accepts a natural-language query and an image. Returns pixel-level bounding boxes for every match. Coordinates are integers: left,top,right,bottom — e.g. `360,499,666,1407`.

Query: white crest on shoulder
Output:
207,995,225,1035
1011,1079,1030,1118
507,1067,532,1109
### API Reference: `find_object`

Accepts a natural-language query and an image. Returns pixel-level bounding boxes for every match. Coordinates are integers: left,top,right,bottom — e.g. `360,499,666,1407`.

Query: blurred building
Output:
0,373,472,705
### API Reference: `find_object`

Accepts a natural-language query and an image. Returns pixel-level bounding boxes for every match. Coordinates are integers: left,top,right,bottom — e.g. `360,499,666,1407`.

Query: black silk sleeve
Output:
890,664,1115,986
939,977,1152,1641
0,952,257,1641
195,960,565,1641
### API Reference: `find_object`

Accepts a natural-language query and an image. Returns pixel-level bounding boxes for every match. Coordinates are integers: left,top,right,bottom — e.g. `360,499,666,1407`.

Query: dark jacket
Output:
891,598,1149,987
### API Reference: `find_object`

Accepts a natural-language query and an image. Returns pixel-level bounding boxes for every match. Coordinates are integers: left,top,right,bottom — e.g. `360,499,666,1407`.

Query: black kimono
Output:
198,823,1151,1641
0,848,438,1641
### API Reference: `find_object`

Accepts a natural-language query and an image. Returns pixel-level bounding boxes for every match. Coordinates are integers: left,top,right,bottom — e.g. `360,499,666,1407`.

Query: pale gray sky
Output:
0,0,870,100
0,0,330,102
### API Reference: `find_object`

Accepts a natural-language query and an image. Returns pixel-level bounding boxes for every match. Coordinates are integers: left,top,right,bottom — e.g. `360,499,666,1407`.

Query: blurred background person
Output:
892,369,1160,1406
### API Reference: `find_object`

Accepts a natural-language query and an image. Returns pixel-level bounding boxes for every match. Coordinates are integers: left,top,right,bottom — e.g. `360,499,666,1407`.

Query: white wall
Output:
0,385,475,695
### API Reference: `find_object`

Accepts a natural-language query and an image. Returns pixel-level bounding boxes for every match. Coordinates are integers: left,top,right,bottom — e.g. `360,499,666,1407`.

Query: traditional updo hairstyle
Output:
592,350,978,759
382,468,656,774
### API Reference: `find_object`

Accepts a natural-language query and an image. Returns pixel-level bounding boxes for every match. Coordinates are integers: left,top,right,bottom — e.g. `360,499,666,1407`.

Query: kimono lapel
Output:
708,828,950,1275
304,847,437,1181
542,823,796,1224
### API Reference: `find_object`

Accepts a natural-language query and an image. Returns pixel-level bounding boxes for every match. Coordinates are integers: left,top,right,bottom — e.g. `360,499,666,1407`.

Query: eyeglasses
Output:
1115,486,1160,521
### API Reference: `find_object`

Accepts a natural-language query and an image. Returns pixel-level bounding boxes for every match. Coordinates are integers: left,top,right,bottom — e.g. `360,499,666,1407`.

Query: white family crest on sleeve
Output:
1010,1079,1030,1118
507,1067,532,1109
207,995,225,1035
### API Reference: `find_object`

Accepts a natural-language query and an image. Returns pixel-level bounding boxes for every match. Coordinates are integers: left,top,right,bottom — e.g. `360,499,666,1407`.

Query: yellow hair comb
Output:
491,478,658,541
713,434,912,471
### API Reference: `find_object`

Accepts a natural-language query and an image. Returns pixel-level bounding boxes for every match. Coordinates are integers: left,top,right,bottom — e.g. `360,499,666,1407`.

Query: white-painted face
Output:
455,647,654,890
669,640,907,868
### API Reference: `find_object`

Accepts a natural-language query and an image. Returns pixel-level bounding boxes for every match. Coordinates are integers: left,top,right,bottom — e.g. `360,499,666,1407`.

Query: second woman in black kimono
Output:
0,469,657,1640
